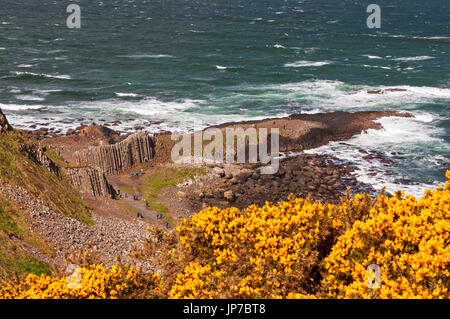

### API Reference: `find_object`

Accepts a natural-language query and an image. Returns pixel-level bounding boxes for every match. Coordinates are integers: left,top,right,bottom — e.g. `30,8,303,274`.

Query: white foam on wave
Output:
11,71,71,80
393,56,435,62
72,97,200,118
115,92,139,97
362,54,383,59
284,60,331,67
0,103,45,111
305,113,445,198
363,64,391,70
274,44,286,49
271,80,450,113
18,64,33,68
412,36,450,40
15,95,45,101
259,80,449,195
37,89,63,94
5,94,282,136
215,65,228,70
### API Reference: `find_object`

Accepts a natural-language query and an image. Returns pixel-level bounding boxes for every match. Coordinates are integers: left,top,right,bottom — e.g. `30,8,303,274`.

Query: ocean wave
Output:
363,64,391,70
9,71,72,80
271,80,450,112
362,55,382,59
0,103,45,111
15,95,45,101
284,60,331,67
3,95,278,135
412,36,450,40
37,89,63,94
115,92,139,97
305,113,446,198
69,97,201,118
392,56,435,62
215,65,228,70
117,54,175,59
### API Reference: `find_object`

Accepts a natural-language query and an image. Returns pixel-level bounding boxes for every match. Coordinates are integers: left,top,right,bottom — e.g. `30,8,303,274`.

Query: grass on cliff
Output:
0,196,53,282
140,167,206,224
0,130,93,225
44,148,65,163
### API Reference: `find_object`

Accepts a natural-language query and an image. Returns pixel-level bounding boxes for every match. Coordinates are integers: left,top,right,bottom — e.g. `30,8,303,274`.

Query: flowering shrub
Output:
0,264,161,299
323,171,450,299
170,171,450,299
170,195,366,298
1,171,449,299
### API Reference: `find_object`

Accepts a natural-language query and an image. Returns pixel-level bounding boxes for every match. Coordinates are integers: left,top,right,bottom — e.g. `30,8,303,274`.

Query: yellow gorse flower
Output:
2,170,449,299
0,264,161,299
171,171,450,299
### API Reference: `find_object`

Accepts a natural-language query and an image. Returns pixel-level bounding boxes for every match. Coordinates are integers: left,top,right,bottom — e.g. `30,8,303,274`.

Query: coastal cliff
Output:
70,132,156,175
0,108,12,133
67,167,117,198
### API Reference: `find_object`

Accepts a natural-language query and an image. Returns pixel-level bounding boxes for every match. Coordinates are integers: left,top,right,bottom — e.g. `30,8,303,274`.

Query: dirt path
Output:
108,173,173,229
118,196,170,229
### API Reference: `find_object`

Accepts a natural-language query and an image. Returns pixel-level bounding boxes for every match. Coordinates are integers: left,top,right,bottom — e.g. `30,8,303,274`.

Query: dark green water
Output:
0,0,449,196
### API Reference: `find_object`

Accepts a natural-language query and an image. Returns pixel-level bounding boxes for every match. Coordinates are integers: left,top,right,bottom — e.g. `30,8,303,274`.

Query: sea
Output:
0,0,449,197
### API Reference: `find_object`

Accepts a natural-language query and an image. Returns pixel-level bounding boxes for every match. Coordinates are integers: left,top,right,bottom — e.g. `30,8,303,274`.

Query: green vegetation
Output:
0,131,93,225
44,149,65,162
140,167,206,225
0,196,52,281
0,129,96,280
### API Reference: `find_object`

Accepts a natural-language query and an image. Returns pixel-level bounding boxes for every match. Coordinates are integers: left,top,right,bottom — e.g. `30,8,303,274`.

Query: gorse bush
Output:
323,173,450,299
171,198,344,298
1,171,449,299
170,171,449,299
0,264,161,299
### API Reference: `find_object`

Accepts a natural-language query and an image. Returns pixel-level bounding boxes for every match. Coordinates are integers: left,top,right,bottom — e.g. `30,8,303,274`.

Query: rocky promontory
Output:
0,107,415,271
0,108,12,133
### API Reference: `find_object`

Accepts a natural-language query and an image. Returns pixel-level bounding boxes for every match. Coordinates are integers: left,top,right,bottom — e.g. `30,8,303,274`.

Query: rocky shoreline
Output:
37,110,411,206
180,153,373,212
0,108,413,268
